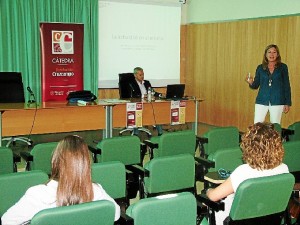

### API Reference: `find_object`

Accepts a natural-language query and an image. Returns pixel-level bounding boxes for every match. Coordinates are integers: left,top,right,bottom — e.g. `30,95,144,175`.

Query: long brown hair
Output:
262,44,282,70
51,135,94,206
240,122,284,170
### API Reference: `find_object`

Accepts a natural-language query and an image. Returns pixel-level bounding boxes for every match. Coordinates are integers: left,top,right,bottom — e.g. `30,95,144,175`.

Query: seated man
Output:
129,67,163,136
129,67,161,98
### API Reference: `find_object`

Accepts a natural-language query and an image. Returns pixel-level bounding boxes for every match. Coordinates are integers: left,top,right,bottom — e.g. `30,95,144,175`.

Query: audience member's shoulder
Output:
278,163,289,173
25,180,56,196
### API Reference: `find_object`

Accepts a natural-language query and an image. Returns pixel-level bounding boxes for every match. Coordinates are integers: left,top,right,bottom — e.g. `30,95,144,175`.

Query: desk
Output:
110,98,202,134
204,171,226,185
0,98,203,146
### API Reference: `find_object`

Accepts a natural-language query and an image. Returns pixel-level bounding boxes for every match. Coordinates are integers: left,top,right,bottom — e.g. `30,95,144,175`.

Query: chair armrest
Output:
143,140,158,149
282,128,295,141
13,153,21,163
195,156,215,183
117,212,134,225
88,145,101,163
196,194,225,212
196,136,208,144
126,164,145,177
20,151,33,171
196,136,208,157
20,151,33,162
140,142,147,164
143,140,158,159
282,128,295,136
195,156,215,169
88,145,99,154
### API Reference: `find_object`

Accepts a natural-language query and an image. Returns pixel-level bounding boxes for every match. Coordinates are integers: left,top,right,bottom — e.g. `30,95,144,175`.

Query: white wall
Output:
185,0,300,24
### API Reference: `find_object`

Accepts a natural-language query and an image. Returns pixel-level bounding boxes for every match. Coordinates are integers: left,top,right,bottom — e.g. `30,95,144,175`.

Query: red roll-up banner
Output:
40,23,84,101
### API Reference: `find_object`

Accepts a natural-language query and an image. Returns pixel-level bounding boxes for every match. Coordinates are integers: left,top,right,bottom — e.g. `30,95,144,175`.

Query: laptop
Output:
165,84,186,100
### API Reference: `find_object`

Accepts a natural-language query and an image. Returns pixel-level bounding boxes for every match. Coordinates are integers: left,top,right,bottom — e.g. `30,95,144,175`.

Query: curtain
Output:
0,0,98,102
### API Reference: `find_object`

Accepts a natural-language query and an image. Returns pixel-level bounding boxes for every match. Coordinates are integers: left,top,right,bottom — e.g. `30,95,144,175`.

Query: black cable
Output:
149,100,157,128
26,87,37,143
27,102,37,142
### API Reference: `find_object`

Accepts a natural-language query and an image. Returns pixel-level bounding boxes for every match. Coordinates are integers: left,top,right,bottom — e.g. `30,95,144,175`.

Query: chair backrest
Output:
92,161,126,200
0,170,48,218
144,154,195,196
0,72,25,103
118,73,135,98
30,200,115,225
96,136,140,166
30,142,58,175
0,147,14,175
203,126,240,156
126,192,197,225
288,121,300,142
283,141,300,173
208,147,243,172
229,173,294,221
150,130,196,158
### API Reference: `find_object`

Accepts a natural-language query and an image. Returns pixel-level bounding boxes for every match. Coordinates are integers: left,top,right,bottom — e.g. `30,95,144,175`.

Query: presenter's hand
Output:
283,105,290,114
245,75,253,85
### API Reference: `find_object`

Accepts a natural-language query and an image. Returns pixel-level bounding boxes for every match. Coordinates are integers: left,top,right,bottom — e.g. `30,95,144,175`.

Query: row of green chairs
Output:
1,126,298,225
0,167,197,225
198,173,295,225
0,169,295,225
0,160,127,218
89,130,198,199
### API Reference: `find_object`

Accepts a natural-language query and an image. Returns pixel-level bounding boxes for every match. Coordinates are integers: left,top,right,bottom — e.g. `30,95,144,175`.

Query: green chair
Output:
195,127,240,187
273,123,294,141
123,192,197,225
92,161,128,209
90,136,141,166
20,142,58,175
283,140,300,225
287,121,300,142
144,130,196,159
198,126,240,158
30,200,115,225
198,173,295,225
89,136,142,200
139,154,195,198
207,147,243,172
196,147,243,192
0,170,48,220
0,146,20,174
283,141,300,181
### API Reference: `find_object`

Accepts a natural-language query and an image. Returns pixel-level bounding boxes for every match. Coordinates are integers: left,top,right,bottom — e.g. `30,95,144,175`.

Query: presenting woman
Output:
245,44,291,124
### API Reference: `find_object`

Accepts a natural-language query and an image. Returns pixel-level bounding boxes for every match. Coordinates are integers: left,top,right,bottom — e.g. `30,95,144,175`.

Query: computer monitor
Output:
166,84,185,99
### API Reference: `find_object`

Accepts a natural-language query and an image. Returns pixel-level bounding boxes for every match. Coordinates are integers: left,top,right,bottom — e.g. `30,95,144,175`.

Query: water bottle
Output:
147,87,152,102
151,88,155,101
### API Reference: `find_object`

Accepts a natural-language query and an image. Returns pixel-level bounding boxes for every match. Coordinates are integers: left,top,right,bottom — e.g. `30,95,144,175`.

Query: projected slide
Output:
98,1,181,88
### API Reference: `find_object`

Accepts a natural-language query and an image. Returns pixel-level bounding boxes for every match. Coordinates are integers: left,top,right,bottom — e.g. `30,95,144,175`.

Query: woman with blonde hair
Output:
245,44,291,124
206,122,289,225
2,135,120,225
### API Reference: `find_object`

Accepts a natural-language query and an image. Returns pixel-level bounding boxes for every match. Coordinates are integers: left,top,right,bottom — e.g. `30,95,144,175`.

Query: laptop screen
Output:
166,84,185,99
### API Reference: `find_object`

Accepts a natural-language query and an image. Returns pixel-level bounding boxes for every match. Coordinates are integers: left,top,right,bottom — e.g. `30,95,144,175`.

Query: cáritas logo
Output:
52,31,74,54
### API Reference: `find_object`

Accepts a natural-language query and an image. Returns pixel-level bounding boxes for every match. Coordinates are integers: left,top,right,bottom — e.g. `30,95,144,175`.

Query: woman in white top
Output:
206,122,289,225
2,135,120,225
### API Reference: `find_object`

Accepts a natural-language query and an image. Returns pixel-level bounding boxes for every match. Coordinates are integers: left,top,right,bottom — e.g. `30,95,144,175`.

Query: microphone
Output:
128,83,134,98
27,86,36,104
27,86,34,95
